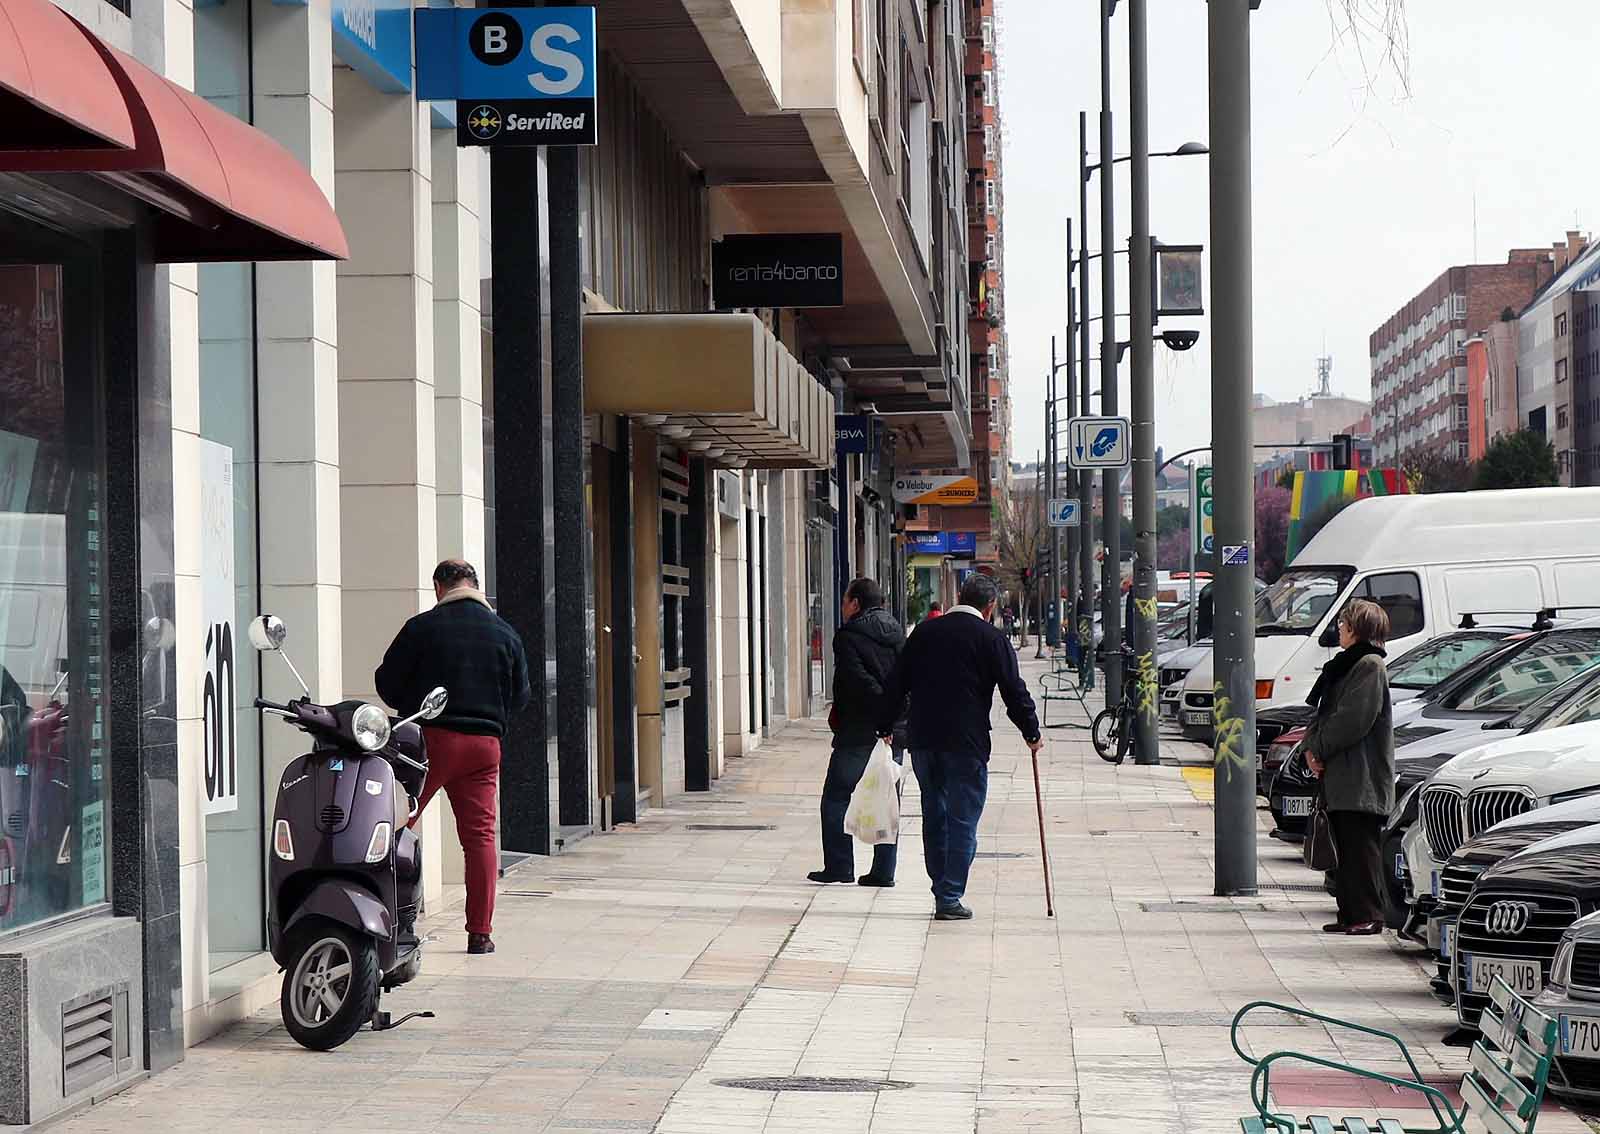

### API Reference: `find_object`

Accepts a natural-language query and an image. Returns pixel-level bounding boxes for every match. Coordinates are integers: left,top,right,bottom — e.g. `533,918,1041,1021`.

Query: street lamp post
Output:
1098,0,1120,713
1210,0,1258,897
1077,111,1094,683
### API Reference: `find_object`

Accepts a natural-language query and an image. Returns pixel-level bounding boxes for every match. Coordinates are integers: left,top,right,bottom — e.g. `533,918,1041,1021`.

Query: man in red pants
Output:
376,559,530,954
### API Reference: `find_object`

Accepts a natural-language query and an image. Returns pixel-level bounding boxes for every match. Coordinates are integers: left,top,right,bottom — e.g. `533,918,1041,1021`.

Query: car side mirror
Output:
419,687,448,720
248,615,288,652
1317,624,1340,649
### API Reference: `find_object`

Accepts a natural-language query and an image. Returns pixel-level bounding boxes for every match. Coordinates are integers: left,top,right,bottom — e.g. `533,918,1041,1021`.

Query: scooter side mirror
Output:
249,615,288,652
420,687,448,720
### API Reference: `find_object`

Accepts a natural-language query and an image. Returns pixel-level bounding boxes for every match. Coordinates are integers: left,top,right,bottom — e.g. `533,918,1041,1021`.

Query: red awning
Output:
0,0,135,152
0,0,346,263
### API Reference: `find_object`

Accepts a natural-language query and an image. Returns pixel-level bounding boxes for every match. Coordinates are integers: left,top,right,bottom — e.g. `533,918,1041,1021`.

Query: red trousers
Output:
413,728,500,936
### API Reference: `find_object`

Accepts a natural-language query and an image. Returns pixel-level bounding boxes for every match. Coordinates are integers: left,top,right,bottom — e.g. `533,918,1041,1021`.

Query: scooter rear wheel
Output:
280,923,380,1051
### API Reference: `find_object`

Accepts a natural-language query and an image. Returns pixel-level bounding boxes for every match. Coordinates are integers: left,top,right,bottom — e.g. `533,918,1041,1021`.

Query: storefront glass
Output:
0,249,111,934
196,0,264,969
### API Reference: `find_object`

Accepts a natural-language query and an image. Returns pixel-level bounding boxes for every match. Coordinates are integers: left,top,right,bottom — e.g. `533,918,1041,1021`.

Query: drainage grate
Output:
685,824,776,832
1138,901,1268,913
714,1077,913,1093
1127,1009,1303,1027
502,890,555,898
1257,882,1328,894
972,851,1029,859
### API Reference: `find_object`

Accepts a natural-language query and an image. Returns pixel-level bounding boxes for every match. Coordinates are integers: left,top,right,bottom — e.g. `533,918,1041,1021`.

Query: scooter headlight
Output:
365,821,392,864
351,703,391,752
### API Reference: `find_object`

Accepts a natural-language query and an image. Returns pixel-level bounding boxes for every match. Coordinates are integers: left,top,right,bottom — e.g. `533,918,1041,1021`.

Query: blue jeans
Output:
911,749,989,908
820,743,903,879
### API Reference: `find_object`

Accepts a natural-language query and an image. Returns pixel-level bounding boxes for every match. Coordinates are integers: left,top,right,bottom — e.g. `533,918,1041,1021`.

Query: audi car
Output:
1424,795,1600,1005
1452,820,1600,1033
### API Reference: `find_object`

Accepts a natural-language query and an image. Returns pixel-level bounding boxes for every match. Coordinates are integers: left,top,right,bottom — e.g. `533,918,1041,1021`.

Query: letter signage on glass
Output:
414,6,598,146
712,234,846,309
199,440,238,815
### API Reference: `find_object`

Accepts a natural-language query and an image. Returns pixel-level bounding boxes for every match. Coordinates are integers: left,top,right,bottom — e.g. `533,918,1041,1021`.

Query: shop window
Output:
0,255,111,935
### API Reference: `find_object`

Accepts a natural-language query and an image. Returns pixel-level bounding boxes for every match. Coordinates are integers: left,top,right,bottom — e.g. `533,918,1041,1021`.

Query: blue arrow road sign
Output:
1048,498,1080,527
1066,416,1131,469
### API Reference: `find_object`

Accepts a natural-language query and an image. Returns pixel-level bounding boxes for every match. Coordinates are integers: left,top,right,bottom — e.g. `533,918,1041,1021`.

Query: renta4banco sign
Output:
891,473,979,506
415,7,598,146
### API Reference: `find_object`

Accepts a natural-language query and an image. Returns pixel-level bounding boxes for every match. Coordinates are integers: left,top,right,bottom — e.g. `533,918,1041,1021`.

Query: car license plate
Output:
1281,796,1313,818
1430,870,1440,898
1466,954,1541,997
1161,703,1176,719
1561,1015,1600,1059
1256,752,1264,772
1182,711,1210,726
1394,853,1406,881
1439,920,1455,960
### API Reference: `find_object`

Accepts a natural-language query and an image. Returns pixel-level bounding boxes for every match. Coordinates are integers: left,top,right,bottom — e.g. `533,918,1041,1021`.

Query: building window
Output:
874,0,891,138
1559,404,1570,431
899,33,913,196
852,0,867,78
982,70,995,107
981,15,994,49
984,124,995,161
984,234,995,262
985,179,996,214
1557,358,1568,383
0,254,112,934
1556,311,1569,337
1452,294,1467,319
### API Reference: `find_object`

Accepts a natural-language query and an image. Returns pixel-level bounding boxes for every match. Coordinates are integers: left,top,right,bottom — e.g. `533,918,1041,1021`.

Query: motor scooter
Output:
248,614,446,1051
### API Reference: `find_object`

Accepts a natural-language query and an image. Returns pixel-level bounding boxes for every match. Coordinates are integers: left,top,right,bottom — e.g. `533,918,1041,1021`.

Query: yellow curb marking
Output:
1181,766,1215,802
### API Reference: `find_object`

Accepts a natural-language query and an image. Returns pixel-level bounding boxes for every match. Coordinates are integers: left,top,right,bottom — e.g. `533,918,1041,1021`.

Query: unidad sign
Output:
712,234,845,309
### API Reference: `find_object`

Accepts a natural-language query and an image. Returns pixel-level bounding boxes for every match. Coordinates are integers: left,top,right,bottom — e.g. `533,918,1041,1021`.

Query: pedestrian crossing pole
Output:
1209,0,1259,897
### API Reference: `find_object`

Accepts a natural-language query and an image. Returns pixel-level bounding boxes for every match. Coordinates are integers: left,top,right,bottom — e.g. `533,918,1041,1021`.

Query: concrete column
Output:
719,478,751,757
333,70,439,900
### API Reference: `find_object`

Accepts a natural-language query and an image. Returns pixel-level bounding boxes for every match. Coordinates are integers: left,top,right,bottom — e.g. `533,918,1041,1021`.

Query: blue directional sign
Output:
1222,543,1250,567
1048,498,1080,528
1066,415,1131,470
415,7,598,146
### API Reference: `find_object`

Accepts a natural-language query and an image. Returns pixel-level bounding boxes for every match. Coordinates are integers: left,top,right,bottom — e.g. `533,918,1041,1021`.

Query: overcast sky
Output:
1000,0,1595,468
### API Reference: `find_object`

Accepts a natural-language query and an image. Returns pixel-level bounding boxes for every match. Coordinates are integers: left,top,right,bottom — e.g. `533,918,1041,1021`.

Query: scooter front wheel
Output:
280,923,380,1051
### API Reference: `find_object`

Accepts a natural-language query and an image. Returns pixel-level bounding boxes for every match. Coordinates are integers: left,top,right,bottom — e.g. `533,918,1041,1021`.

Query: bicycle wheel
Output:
1091,708,1121,762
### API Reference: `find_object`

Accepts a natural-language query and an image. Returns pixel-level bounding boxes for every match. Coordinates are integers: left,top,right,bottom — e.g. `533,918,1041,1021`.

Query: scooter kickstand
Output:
370,1009,436,1032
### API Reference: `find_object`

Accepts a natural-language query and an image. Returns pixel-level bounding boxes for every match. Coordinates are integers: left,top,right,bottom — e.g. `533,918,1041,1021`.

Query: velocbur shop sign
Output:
415,7,598,146
713,234,845,309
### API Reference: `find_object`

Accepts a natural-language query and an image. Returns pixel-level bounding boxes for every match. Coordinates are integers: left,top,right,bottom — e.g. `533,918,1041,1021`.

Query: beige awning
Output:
584,312,833,470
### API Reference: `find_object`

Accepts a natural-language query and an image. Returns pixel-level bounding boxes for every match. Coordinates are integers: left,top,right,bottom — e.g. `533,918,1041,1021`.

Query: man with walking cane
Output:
877,574,1043,921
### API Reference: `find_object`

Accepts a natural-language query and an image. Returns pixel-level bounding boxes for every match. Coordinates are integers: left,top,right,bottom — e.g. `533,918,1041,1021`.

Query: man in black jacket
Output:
877,572,1041,920
810,577,907,887
376,559,531,954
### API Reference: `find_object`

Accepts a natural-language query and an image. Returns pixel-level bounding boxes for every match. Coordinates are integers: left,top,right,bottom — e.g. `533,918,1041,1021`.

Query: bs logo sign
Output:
468,10,589,95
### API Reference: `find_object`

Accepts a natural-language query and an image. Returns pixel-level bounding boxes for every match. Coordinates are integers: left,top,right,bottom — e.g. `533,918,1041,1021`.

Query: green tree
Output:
1475,429,1559,490
1254,486,1292,583
1406,450,1476,494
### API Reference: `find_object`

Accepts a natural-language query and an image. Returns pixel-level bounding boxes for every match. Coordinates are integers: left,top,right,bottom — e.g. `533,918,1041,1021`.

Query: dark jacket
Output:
375,591,531,737
876,607,1040,758
832,606,907,748
1304,652,1393,815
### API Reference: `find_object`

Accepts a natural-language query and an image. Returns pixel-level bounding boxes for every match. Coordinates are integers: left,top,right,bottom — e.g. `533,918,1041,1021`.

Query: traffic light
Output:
1331,433,1353,471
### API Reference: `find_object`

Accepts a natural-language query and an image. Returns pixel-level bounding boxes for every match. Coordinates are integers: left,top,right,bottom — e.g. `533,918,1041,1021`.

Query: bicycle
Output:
1091,648,1139,765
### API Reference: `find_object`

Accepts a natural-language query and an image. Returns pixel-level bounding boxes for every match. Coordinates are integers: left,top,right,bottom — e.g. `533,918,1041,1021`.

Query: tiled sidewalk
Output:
46,658,1598,1133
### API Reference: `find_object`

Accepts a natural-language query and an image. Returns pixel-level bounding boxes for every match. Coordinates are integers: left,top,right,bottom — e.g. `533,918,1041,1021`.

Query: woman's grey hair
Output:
958,573,999,611
1341,598,1390,647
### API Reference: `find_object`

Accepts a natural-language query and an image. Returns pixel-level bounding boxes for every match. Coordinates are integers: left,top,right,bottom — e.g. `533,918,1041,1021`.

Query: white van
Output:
1177,487,1600,727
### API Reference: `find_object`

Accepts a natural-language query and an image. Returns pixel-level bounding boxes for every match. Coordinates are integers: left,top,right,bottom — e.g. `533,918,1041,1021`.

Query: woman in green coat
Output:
1304,598,1394,936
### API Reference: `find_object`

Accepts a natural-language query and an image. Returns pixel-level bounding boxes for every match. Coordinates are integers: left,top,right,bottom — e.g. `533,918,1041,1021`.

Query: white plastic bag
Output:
844,743,902,845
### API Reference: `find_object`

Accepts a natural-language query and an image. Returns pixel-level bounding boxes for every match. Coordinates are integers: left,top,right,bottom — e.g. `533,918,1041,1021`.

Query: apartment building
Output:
1370,244,1568,464
0,0,972,1121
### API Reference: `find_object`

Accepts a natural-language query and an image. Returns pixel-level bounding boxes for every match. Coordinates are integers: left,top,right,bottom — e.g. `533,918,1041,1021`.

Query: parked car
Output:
1179,487,1600,726
1450,817,1600,1034
1423,794,1600,1005
1537,909,1600,1100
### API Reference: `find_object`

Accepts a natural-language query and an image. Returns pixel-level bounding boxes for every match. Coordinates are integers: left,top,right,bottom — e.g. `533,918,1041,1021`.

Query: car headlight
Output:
351,703,392,752
1553,938,1576,990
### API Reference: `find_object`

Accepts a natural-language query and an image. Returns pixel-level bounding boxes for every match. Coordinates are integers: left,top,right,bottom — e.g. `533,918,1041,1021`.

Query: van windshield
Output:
1255,568,1351,635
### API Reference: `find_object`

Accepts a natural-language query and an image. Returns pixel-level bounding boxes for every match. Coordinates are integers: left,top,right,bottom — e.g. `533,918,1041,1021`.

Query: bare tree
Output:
995,481,1046,647
1323,0,1411,94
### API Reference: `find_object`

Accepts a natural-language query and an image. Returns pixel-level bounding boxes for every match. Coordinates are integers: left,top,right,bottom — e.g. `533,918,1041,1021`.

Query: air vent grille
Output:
320,803,346,828
61,988,118,1096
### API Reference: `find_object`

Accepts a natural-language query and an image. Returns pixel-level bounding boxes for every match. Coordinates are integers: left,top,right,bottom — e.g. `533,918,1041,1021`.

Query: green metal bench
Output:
1231,976,1558,1134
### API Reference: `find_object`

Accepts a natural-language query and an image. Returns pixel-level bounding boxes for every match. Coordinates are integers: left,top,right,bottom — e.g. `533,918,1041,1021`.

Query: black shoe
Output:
858,874,895,888
467,933,495,954
1345,921,1384,936
934,903,973,921
1322,922,1351,933
807,870,853,884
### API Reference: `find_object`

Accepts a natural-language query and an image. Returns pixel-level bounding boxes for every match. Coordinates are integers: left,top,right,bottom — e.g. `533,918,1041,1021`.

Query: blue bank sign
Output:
415,6,598,146
905,531,977,556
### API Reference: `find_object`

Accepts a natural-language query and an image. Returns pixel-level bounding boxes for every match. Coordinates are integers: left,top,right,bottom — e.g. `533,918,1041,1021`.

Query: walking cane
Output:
1030,744,1055,917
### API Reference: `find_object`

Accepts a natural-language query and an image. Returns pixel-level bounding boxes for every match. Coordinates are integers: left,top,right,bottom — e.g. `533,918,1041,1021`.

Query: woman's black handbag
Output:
1303,798,1340,872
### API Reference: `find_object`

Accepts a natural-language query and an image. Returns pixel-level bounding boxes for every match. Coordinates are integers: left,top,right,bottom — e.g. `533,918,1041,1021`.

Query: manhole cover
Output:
972,851,1028,859
714,1077,913,1093
1258,883,1328,894
1138,901,1268,913
685,824,776,832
